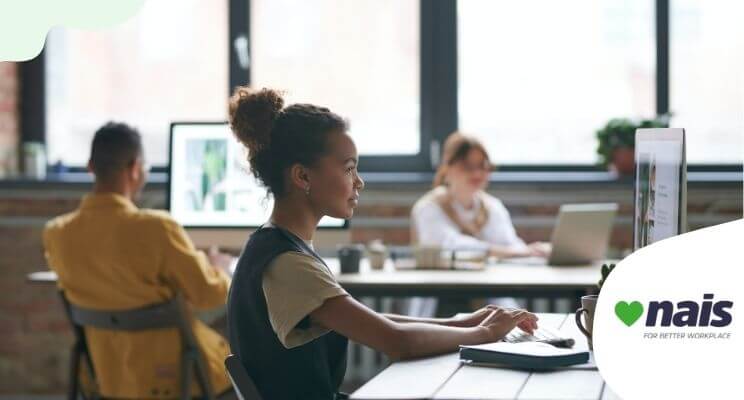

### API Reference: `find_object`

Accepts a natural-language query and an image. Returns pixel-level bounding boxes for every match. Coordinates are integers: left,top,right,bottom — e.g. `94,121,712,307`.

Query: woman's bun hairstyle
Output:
228,86,348,198
228,87,284,154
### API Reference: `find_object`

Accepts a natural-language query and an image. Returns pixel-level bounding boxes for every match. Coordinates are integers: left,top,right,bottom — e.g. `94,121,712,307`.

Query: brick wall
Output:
0,193,81,394
0,62,19,177
0,181,741,394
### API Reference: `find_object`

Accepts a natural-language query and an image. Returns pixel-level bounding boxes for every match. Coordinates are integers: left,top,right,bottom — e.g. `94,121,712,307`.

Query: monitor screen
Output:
633,128,686,250
168,122,347,228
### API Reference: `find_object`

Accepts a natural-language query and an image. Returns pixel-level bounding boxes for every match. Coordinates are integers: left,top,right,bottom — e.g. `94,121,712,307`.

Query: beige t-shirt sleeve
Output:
262,251,348,349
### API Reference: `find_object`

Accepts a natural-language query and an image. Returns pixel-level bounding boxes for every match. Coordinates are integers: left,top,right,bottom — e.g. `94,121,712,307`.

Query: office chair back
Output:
224,355,264,400
60,291,216,400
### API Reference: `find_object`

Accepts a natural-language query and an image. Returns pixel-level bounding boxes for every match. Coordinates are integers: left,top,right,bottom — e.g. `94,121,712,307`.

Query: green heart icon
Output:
615,301,644,327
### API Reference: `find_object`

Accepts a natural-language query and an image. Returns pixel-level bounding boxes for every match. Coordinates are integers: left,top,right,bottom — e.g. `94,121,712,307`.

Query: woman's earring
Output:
305,185,311,196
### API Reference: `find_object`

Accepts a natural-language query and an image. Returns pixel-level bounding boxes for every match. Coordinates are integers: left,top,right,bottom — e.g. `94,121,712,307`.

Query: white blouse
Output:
411,186,527,252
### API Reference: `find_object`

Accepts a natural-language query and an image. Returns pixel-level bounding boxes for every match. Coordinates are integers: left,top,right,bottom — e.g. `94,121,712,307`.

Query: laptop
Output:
506,203,618,266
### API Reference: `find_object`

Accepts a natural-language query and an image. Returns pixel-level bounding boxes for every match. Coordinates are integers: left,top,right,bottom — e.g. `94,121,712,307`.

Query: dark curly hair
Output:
228,87,348,198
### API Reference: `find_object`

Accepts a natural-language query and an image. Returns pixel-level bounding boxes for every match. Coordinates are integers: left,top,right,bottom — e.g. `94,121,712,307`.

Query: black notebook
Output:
459,342,590,370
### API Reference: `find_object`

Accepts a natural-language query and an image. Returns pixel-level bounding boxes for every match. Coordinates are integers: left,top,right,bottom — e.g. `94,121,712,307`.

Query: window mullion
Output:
656,0,670,116
421,0,458,170
229,0,250,93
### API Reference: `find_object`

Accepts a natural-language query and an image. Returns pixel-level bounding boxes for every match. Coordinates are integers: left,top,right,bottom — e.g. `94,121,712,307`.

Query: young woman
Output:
226,88,538,400
412,132,551,258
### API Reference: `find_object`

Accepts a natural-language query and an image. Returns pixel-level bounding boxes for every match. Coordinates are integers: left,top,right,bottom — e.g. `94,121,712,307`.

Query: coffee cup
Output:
575,294,598,350
366,240,387,270
337,244,364,274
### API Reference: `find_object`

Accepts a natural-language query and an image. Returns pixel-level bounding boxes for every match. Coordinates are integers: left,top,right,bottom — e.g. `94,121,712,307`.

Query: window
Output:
670,0,743,164
458,0,655,164
45,0,228,166
39,0,742,170
250,0,420,156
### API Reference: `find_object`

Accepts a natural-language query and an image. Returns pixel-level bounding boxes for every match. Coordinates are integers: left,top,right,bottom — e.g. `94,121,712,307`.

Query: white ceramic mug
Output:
575,295,598,350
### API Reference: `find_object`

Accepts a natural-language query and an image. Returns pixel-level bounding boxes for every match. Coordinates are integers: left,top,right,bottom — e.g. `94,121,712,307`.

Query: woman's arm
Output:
487,244,533,258
482,197,551,258
311,295,537,360
382,313,451,325
414,197,533,258
414,200,491,251
383,304,528,328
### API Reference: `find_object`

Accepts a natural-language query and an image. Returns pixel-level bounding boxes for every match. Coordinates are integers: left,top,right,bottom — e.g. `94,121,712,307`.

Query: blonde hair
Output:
432,131,492,187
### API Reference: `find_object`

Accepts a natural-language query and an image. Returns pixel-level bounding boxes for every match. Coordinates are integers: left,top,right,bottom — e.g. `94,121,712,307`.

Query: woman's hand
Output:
527,242,552,257
448,305,540,334
490,243,550,259
478,308,539,342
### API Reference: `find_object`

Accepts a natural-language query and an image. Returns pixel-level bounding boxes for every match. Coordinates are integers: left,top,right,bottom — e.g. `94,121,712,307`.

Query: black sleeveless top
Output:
227,226,348,400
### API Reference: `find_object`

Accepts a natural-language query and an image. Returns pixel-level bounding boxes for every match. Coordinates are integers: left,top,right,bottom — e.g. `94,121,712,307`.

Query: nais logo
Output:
614,294,734,340
615,301,644,327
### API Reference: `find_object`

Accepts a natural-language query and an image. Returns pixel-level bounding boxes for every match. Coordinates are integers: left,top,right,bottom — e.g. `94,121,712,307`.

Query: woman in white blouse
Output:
412,132,550,258
406,132,550,316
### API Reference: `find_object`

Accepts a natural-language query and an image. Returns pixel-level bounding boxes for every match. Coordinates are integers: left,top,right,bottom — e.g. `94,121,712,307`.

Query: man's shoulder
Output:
136,208,175,222
44,211,79,235
132,209,181,231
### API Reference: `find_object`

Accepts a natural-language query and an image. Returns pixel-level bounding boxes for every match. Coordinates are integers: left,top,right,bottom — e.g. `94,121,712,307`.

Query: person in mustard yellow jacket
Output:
43,122,234,399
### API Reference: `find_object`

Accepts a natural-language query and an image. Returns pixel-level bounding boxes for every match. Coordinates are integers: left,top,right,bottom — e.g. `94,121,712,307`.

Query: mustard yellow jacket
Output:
43,193,232,399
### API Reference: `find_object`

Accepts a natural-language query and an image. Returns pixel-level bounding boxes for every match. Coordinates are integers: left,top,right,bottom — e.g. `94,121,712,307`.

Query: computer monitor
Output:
168,122,348,229
633,128,687,251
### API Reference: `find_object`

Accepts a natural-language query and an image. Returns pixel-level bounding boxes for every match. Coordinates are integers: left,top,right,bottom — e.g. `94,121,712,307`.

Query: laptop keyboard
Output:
504,325,575,348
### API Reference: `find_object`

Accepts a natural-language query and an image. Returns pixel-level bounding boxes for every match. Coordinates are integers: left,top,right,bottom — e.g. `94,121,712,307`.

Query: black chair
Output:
224,355,264,400
59,291,216,400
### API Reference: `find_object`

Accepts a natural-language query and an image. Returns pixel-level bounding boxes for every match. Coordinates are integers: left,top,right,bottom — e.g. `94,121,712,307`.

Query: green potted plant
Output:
575,263,616,350
596,116,669,175
597,263,616,291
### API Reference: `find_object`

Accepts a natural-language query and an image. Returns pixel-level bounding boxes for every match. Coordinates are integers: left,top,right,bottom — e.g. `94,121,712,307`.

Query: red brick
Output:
0,60,19,171
0,334,24,356
24,314,72,334
0,198,79,217
3,298,61,314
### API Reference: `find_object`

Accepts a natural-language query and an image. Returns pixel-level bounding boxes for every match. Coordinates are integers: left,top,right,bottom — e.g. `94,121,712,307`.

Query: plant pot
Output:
611,147,635,176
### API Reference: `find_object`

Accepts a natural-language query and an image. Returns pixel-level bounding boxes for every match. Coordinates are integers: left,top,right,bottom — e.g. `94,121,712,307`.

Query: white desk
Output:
29,258,606,311
350,313,619,400
329,259,606,311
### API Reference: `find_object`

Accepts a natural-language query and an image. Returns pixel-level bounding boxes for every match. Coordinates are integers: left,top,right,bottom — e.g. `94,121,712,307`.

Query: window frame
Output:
20,0,741,175
234,0,446,172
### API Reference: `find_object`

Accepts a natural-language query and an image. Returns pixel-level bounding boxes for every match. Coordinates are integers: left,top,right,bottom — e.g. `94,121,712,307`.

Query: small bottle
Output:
23,142,47,180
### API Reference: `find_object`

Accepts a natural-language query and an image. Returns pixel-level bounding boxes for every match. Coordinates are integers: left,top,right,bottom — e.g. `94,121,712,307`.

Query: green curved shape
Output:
0,0,146,62
615,301,645,327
